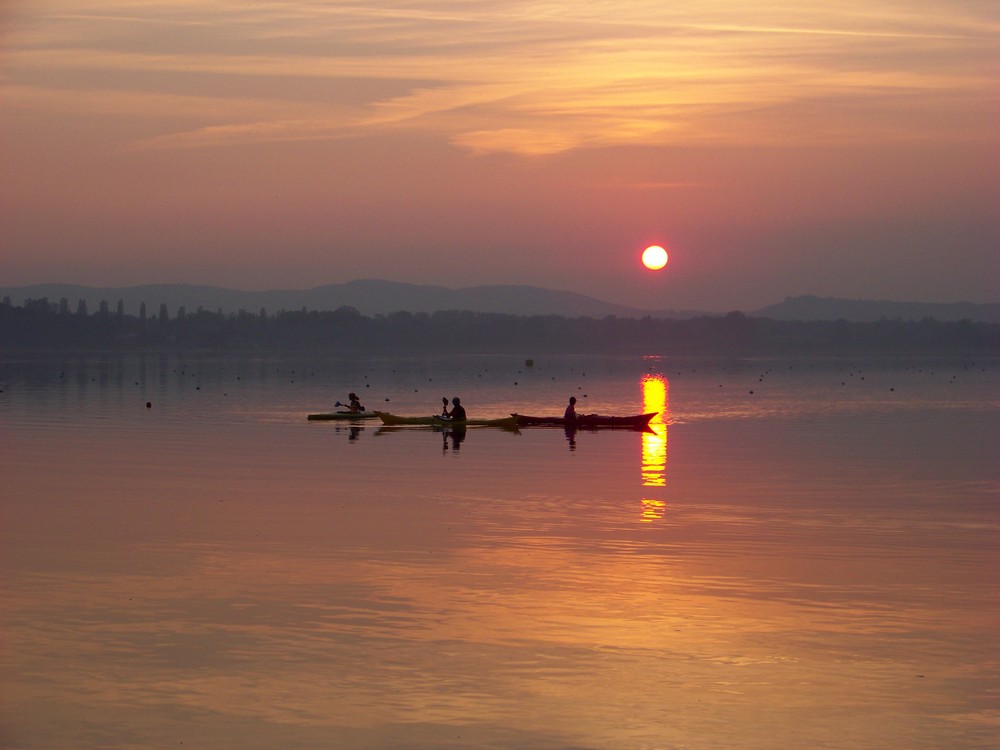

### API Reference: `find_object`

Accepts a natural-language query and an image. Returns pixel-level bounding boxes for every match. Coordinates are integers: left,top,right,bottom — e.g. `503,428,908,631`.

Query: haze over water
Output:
1,353,998,749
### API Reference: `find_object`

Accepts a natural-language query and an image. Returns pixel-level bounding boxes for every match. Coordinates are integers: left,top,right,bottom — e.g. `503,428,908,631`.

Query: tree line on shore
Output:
1,295,996,355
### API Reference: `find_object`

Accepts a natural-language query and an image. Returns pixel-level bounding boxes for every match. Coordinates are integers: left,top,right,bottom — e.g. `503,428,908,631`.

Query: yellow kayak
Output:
375,412,519,429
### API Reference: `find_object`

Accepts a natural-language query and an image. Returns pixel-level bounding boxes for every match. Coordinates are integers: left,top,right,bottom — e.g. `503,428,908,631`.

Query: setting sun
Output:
641,245,668,270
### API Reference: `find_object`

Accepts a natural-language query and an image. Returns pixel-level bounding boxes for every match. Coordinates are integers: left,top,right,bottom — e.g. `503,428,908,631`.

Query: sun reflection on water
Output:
640,374,668,522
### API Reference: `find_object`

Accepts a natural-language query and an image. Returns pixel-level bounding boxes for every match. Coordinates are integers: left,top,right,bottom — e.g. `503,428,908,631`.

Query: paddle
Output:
335,400,366,411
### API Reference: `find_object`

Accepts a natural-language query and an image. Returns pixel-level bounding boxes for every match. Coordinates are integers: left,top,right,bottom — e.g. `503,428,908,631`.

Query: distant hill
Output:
1,283,997,323
0,280,704,319
752,295,1000,324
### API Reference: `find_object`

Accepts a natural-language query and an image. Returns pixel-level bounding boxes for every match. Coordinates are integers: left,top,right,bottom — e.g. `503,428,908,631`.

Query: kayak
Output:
374,413,440,425
307,411,380,421
512,412,657,429
376,412,520,429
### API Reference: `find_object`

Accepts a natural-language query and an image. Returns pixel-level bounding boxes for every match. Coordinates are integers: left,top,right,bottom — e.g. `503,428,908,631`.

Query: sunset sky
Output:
2,1,997,311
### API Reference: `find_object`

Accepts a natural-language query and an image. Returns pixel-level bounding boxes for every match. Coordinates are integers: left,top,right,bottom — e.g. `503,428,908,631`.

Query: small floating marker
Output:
146,402,152,408
196,386,200,390
384,398,390,401
749,390,754,394
526,359,534,367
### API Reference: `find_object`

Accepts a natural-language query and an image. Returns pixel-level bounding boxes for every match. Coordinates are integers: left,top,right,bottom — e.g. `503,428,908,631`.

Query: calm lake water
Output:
1,352,998,750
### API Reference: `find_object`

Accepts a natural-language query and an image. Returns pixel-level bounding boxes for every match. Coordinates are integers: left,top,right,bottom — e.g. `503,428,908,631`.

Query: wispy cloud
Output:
5,1,997,154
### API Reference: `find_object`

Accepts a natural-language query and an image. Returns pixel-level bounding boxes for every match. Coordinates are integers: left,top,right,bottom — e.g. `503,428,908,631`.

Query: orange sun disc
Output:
641,245,668,270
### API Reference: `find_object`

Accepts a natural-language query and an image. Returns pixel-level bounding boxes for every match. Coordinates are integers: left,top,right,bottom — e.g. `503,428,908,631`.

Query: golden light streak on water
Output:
640,374,668,521
640,497,666,522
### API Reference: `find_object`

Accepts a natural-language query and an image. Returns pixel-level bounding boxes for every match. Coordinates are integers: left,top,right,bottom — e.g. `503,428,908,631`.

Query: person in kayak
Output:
448,397,466,421
346,393,364,413
564,396,578,424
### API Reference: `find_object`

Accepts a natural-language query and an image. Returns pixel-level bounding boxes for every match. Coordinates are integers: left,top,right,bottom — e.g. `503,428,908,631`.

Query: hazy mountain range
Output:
2,281,998,323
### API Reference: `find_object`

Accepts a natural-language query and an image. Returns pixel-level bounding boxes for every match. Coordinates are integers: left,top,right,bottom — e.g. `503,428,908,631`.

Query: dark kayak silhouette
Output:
513,412,657,429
